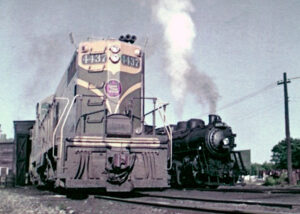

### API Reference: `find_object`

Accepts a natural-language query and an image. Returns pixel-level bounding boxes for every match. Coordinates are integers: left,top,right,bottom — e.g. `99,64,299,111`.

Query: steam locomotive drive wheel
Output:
172,160,196,187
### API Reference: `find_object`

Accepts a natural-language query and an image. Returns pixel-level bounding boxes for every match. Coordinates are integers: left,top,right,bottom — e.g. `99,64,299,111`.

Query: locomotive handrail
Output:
156,101,173,170
52,97,70,158
133,97,158,134
132,97,173,168
144,103,169,117
59,95,82,161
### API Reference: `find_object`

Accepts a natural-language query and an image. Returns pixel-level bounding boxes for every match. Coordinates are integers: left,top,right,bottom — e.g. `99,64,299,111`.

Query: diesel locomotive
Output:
157,114,246,188
29,35,170,192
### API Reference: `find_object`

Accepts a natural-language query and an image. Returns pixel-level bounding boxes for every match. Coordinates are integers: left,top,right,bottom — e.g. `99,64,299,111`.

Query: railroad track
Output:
95,192,299,214
190,187,300,194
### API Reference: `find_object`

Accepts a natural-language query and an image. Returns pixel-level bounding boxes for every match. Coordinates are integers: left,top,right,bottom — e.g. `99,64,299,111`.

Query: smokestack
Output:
209,114,222,124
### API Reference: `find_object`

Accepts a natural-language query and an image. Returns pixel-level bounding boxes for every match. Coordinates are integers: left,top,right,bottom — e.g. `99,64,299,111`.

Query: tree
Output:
250,162,275,175
250,163,262,175
271,138,300,169
261,162,275,171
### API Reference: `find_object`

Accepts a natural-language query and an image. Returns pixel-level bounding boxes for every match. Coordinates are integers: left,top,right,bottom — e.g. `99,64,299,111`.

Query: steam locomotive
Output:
157,114,245,188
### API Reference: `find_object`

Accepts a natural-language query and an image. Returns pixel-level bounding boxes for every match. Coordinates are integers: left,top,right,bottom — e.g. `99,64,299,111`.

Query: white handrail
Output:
157,100,173,170
59,95,81,160
52,97,70,158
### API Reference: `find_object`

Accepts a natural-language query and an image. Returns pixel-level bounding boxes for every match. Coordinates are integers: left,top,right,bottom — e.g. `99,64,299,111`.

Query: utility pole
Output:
277,72,293,185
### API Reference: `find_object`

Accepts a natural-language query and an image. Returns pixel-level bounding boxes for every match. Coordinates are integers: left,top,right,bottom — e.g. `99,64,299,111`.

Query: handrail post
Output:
52,97,70,158
59,95,81,167
152,98,156,135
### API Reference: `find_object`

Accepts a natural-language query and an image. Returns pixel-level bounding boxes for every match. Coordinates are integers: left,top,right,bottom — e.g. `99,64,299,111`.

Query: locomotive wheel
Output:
34,155,55,188
173,160,196,187
29,170,39,186
193,172,205,186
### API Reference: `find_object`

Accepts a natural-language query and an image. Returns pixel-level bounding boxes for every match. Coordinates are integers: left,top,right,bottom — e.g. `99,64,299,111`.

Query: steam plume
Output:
186,65,219,114
152,0,219,114
153,0,195,100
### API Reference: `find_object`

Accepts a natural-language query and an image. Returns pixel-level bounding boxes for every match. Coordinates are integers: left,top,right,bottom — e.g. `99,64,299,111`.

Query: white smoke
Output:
152,0,219,114
153,0,196,101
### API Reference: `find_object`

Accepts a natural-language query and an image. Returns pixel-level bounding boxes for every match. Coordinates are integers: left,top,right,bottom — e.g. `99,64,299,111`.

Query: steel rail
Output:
95,194,289,214
193,187,300,194
139,192,296,209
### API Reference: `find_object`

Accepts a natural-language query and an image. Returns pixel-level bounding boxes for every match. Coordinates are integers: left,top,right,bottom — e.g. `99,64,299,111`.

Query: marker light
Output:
110,54,120,63
134,49,141,57
110,45,120,53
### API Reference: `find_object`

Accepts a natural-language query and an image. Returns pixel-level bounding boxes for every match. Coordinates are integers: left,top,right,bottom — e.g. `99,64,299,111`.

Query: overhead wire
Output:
290,76,300,80
214,76,300,121
147,75,299,120
233,101,282,122
216,82,277,113
214,76,300,114
199,82,278,117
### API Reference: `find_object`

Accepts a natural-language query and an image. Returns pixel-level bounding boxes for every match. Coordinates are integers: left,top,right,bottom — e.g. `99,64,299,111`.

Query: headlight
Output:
223,138,230,145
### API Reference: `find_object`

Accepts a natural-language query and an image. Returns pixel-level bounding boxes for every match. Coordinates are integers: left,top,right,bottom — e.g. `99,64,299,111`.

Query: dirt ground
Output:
1,186,300,214
0,187,185,214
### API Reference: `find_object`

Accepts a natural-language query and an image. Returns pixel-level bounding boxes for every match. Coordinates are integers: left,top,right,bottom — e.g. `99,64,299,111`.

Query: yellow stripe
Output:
70,136,163,148
115,82,142,113
72,142,161,148
76,79,112,113
72,136,160,143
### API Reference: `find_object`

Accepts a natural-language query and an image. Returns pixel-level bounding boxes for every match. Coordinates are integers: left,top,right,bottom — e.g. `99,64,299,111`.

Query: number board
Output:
121,54,140,68
82,53,107,64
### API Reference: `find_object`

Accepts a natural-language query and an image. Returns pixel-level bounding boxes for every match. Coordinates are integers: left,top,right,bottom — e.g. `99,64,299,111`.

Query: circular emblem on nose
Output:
105,80,122,97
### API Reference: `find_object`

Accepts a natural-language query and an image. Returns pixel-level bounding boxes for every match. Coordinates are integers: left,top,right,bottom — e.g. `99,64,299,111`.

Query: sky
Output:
0,0,300,164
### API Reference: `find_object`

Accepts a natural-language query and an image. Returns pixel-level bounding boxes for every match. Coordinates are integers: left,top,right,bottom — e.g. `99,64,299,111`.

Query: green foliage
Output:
250,162,275,175
277,173,288,185
264,176,276,186
261,162,274,171
271,138,300,169
263,173,288,186
250,163,262,175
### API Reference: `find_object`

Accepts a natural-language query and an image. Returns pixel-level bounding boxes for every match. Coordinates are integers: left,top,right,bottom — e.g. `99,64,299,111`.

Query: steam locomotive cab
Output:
29,36,169,192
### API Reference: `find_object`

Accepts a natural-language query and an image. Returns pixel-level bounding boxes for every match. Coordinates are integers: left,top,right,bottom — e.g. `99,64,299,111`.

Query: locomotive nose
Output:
211,129,232,149
212,130,225,147
206,127,235,157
